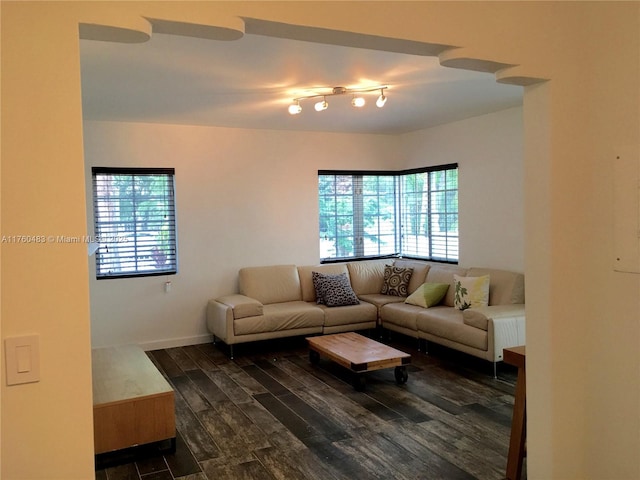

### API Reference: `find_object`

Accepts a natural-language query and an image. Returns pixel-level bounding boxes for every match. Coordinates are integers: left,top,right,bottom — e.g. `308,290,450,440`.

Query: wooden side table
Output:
504,346,526,480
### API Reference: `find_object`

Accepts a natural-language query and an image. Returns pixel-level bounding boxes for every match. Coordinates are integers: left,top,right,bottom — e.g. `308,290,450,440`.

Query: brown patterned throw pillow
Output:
380,265,413,297
312,271,360,307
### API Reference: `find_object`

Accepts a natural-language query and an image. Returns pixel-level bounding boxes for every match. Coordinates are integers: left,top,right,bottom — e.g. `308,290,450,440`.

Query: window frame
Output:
318,164,458,263
91,167,178,279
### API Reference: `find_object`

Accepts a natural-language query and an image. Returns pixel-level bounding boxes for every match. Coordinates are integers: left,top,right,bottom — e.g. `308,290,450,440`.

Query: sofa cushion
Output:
239,265,301,305
320,301,377,328
358,293,406,311
234,301,324,336
380,265,413,296
416,307,487,351
454,274,490,310
425,265,468,307
393,259,430,294
312,272,360,307
298,264,349,302
347,259,388,295
467,267,525,305
380,302,422,332
405,283,449,308
217,294,263,319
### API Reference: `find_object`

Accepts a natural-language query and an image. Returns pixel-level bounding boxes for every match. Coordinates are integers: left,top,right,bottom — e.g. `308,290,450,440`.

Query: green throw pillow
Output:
405,282,449,308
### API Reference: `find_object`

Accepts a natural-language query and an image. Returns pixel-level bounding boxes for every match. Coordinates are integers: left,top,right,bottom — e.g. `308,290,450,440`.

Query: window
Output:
319,165,458,262
400,167,459,260
91,167,177,279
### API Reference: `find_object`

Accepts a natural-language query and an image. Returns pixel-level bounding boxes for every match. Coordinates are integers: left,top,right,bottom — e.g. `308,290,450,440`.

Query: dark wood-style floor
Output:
95,333,525,480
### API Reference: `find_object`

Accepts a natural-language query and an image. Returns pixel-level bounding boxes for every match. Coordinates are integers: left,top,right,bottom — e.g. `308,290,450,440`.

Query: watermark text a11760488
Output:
1,235,129,244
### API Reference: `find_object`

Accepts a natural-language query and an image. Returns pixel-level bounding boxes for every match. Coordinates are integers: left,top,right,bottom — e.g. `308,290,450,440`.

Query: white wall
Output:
84,108,523,349
1,3,96,477
402,107,524,271
84,121,399,348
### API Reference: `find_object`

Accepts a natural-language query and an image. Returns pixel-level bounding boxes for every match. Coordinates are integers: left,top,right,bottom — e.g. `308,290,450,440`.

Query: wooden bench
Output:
92,345,176,455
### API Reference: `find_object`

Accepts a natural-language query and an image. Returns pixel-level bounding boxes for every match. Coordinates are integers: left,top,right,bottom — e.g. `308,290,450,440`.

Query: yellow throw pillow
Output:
454,274,490,310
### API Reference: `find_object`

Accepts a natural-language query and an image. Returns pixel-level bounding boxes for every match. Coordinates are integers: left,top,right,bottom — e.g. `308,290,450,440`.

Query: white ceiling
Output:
80,31,523,135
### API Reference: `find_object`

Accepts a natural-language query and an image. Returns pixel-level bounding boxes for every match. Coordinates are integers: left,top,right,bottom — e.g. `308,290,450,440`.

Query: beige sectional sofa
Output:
206,258,525,376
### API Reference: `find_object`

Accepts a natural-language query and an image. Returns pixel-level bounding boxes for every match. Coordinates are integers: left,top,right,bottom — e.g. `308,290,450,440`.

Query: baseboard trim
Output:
137,334,213,351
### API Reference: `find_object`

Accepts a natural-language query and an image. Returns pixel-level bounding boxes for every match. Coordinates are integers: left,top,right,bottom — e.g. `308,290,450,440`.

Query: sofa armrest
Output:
217,294,263,319
483,306,526,362
206,299,234,343
206,295,264,345
462,305,525,362
463,304,525,331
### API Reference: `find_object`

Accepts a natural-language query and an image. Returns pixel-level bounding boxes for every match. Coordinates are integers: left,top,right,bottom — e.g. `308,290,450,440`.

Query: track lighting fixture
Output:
288,85,388,115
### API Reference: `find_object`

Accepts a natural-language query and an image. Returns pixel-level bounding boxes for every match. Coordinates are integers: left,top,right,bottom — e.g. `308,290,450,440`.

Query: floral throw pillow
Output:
454,274,490,310
380,265,413,297
312,271,360,307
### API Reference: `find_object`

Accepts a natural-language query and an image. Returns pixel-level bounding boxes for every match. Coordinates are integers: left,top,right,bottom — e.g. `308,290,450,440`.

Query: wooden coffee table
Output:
307,332,411,390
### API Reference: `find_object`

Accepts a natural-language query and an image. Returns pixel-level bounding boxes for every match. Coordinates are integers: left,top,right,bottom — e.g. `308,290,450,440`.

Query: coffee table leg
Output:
353,374,366,391
309,349,320,365
394,366,408,385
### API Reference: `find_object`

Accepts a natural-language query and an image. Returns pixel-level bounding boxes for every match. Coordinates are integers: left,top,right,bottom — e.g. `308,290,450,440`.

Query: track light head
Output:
376,89,387,108
314,97,328,112
288,101,302,115
351,95,365,108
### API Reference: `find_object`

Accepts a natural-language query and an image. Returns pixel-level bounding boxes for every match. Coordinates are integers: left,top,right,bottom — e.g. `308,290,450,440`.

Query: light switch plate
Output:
5,335,40,386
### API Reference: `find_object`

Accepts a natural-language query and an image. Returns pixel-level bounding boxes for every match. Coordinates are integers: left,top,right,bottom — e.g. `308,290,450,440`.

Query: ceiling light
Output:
351,95,365,107
314,97,328,112
288,85,387,114
288,100,302,115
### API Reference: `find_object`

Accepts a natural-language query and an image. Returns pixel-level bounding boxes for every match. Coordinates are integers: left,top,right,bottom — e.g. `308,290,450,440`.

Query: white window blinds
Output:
92,167,178,279
319,165,458,262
